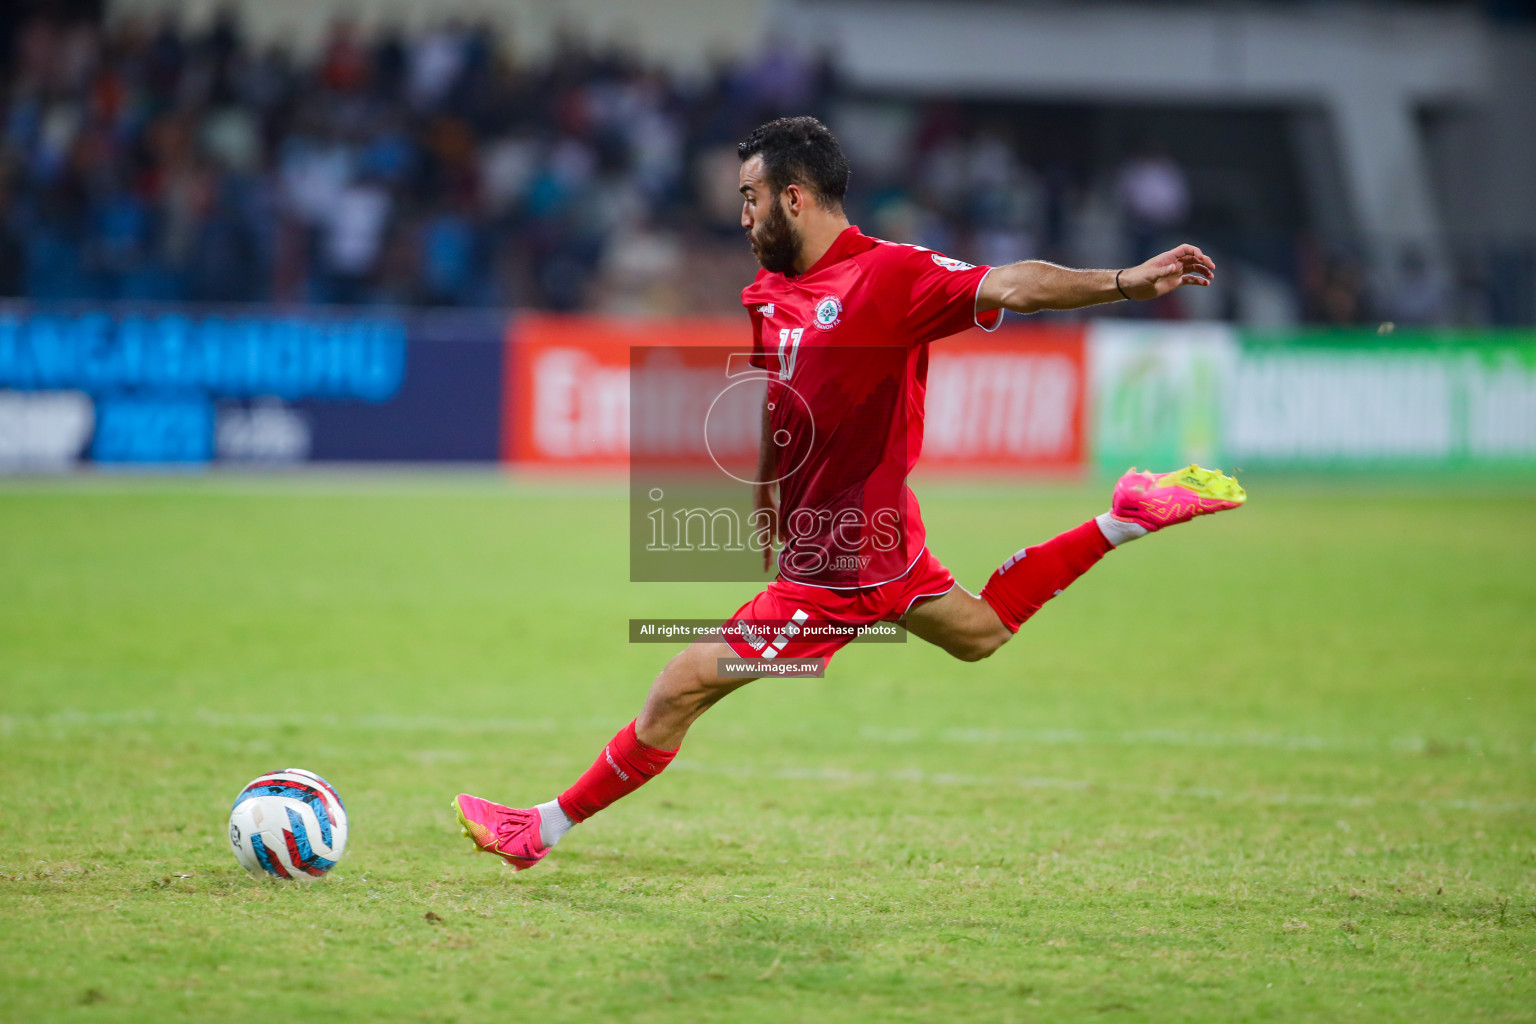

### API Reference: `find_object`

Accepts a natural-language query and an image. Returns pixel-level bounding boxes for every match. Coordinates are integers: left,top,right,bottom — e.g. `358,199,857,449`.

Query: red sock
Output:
980,519,1112,633
557,720,677,823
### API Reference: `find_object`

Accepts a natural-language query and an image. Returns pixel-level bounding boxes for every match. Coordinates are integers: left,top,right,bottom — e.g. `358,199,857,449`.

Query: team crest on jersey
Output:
812,295,842,331
755,304,775,317
931,254,976,272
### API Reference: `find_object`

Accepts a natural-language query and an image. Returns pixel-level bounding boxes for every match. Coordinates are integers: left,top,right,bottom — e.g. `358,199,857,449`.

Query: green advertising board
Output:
1089,323,1236,472
1227,330,1536,469
1088,326,1536,472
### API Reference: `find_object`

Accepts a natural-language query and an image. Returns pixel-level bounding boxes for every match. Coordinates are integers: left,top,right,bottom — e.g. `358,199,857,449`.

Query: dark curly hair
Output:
737,116,849,212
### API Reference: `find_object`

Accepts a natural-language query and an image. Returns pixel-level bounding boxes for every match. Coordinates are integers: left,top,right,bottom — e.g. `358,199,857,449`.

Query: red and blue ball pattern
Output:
228,769,348,881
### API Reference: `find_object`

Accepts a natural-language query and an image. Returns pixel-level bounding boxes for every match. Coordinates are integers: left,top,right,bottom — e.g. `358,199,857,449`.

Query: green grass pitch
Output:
1,473,1532,1023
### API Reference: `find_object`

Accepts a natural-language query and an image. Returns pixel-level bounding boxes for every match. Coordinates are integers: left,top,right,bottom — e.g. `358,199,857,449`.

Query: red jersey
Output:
741,225,1002,588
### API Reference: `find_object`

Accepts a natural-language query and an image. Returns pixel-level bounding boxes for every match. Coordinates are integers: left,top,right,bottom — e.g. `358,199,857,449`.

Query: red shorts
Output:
722,548,956,663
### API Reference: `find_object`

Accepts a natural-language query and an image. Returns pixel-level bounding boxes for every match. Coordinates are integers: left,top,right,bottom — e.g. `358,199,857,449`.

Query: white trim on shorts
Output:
776,544,929,592
900,581,957,619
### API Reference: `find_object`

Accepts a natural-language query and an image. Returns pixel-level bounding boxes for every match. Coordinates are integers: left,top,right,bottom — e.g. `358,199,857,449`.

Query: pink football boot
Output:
1111,464,1246,531
453,793,549,871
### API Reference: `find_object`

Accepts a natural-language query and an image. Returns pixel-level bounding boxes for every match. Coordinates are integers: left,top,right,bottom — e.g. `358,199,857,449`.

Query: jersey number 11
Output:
777,328,803,381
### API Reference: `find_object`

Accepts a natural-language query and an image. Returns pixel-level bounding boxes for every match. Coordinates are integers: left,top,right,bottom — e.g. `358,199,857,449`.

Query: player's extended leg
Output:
453,640,755,870
901,516,1114,661
635,640,759,750
902,585,1013,661
905,465,1245,660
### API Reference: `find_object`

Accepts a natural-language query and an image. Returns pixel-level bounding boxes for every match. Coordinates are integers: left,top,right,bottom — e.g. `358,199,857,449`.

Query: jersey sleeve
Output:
747,308,766,369
742,274,771,368
890,246,1004,345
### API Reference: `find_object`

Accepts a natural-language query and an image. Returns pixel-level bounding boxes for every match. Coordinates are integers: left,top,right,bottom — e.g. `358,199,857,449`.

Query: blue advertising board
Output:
297,311,504,462
0,305,506,468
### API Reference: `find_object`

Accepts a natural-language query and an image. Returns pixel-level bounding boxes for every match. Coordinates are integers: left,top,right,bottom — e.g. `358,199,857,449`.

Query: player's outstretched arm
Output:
976,244,1215,315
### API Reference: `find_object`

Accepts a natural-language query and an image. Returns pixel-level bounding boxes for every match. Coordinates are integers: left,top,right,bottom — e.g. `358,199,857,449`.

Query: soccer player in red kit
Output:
454,117,1245,869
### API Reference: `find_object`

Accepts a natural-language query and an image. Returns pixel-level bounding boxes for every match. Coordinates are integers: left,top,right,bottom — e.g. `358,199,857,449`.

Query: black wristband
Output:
1115,269,1132,301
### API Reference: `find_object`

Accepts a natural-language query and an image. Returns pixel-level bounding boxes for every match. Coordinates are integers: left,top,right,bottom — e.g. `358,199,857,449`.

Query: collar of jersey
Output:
785,224,873,280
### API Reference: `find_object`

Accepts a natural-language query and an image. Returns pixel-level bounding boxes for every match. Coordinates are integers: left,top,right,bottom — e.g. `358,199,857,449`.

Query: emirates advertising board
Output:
501,315,1087,582
501,315,1087,474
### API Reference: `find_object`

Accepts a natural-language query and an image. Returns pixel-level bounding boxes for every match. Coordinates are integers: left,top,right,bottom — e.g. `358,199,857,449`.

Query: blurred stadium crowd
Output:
0,8,1527,323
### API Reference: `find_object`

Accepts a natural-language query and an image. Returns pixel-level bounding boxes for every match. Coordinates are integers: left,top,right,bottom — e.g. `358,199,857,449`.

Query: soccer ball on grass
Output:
228,769,348,881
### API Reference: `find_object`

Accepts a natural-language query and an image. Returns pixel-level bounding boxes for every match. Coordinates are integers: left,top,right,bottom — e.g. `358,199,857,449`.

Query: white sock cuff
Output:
1095,512,1148,547
536,798,575,848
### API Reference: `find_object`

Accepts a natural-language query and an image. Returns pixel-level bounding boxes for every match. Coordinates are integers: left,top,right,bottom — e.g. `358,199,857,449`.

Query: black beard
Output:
747,197,801,274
